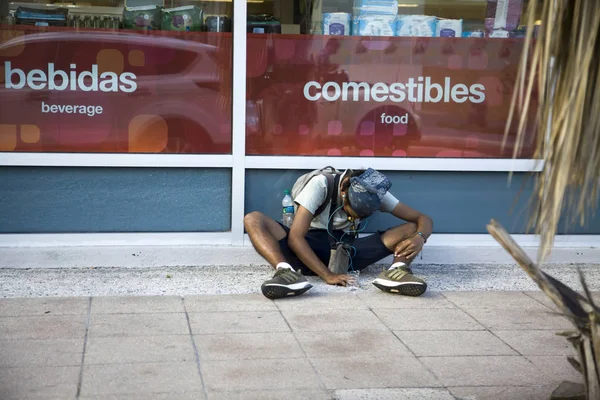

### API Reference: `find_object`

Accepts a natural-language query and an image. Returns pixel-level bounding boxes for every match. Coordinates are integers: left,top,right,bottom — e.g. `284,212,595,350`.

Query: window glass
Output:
0,0,232,154
246,0,539,158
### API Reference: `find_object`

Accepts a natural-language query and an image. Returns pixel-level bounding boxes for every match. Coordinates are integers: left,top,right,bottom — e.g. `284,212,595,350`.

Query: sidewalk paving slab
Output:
443,291,549,309
0,365,80,400
295,329,412,358
335,388,455,400
194,332,304,361
91,296,184,314
282,309,388,332
492,329,574,356
374,307,484,331
201,358,321,392
420,356,556,387
207,389,332,400
88,313,189,337
85,335,195,364
395,330,518,357
80,362,203,396
465,307,573,331
185,294,278,313
0,338,83,367
80,393,205,400
0,314,87,340
449,385,557,400
189,311,290,334
0,296,89,316
310,355,442,389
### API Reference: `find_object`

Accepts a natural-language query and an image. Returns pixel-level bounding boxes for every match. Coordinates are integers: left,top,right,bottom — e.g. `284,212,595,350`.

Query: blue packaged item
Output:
323,12,351,35
436,19,463,37
357,15,395,37
462,30,485,38
395,15,437,37
353,0,397,16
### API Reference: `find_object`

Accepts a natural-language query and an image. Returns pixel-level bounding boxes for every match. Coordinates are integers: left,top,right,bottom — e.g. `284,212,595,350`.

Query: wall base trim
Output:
0,233,597,268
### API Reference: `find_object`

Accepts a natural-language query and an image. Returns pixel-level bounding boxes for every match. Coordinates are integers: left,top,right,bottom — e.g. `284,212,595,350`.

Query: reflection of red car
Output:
0,28,241,154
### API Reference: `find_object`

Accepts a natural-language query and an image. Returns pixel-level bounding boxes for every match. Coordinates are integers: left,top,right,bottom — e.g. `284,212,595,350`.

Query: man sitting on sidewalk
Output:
244,168,433,299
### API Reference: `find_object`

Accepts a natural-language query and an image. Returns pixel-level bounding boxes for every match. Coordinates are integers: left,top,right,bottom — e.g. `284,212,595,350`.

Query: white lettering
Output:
303,81,321,101
305,77,486,104
41,101,104,117
389,83,406,102
425,77,443,103
371,82,389,102
5,62,26,89
4,62,137,93
451,84,469,103
469,84,486,103
341,81,370,101
380,113,409,124
27,69,47,90
322,82,341,101
119,72,137,93
49,63,68,90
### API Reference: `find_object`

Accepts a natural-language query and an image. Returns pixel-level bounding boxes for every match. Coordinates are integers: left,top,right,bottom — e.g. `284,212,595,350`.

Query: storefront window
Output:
0,0,233,154
246,0,538,158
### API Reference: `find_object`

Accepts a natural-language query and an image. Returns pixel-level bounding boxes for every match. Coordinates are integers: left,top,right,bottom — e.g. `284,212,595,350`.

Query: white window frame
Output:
0,0,550,247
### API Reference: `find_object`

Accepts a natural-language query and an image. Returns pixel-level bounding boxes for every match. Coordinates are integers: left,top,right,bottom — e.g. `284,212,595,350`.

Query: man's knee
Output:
244,211,265,232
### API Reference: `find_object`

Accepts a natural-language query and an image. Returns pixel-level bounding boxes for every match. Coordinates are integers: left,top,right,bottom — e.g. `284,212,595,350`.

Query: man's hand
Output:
394,235,425,260
324,273,350,286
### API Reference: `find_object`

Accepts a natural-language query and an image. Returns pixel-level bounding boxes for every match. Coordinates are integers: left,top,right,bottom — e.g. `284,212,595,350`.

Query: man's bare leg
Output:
244,211,312,299
373,222,427,296
243,211,288,269
380,222,418,266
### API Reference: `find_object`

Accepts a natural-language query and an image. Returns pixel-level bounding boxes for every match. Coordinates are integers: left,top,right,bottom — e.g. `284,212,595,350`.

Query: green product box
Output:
162,6,203,32
123,5,162,31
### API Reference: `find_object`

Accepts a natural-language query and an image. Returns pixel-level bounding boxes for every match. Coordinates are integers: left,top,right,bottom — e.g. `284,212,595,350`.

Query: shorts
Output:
277,223,392,276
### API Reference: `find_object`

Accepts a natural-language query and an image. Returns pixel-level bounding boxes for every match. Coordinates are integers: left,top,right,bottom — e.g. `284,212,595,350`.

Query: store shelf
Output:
8,1,124,17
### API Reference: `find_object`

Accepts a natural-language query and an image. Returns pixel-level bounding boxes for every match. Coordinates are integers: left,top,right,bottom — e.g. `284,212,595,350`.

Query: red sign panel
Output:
0,26,232,154
246,34,536,158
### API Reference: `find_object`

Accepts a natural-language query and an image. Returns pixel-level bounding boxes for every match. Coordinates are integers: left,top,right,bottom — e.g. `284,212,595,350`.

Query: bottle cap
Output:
284,190,290,194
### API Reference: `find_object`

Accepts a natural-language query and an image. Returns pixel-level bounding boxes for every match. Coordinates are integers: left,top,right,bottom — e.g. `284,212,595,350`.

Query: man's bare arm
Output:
288,206,349,286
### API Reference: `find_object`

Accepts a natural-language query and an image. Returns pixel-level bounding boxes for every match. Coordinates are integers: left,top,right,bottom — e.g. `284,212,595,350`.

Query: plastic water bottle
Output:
282,190,295,228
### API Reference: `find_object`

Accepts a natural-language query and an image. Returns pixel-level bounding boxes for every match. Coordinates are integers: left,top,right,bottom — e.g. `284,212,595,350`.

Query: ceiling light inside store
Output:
398,4,419,7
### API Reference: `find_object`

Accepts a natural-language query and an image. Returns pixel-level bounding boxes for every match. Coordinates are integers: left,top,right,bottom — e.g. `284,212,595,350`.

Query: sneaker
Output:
372,266,427,296
261,268,313,299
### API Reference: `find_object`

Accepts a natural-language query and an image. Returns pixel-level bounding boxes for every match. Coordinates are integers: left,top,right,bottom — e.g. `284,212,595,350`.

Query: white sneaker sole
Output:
372,278,426,288
264,282,312,290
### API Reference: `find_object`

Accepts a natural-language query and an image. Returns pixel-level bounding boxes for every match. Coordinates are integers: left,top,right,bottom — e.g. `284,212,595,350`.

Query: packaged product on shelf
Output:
322,12,351,35
123,5,162,31
162,6,203,32
356,14,395,37
485,0,523,31
15,7,68,27
206,15,232,32
488,29,510,38
353,0,397,16
247,14,279,34
395,15,437,37
436,19,463,37
462,30,485,38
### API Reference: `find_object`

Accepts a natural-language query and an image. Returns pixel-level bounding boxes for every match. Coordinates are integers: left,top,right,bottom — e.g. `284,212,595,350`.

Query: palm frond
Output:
506,0,600,261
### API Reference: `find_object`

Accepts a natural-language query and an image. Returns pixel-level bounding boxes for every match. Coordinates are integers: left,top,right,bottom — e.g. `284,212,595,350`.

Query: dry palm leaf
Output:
506,0,600,261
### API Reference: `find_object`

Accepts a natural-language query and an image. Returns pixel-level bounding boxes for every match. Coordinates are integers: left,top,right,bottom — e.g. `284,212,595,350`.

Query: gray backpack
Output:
291,166,342,217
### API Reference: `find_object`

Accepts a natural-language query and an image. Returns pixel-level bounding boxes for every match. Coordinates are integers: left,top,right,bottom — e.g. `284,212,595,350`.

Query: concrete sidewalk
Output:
0,290,584,400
